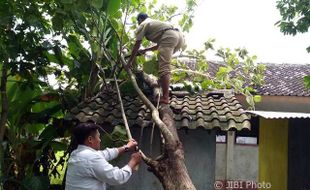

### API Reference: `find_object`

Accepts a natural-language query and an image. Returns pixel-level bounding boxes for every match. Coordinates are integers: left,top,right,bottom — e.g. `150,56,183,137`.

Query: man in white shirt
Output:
65,122,142,190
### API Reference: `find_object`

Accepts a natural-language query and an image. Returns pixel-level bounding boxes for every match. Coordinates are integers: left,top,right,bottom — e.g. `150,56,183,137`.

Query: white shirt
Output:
65,145,132,190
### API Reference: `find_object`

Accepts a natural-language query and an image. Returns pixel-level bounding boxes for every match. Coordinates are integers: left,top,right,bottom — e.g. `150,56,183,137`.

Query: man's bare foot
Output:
159,96,169,104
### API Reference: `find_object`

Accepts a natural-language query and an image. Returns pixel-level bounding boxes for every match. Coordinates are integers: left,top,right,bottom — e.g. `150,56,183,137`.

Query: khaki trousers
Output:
158,30,184,77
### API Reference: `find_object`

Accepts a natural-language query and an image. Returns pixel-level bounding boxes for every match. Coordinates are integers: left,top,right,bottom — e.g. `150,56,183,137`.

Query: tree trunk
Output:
84,62,99,99
0,61,9,189
150,105,196,190
128,69,196,189
117,56,196,190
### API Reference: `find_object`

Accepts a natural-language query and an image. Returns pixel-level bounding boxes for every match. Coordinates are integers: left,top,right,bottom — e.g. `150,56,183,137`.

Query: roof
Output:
207,61,310,97
246,110,310,119
67,91,251,131
256,63,310,96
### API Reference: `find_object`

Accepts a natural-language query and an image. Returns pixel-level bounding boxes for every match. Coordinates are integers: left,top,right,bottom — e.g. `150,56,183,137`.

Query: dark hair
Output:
73,122,101,145
137,12,148,22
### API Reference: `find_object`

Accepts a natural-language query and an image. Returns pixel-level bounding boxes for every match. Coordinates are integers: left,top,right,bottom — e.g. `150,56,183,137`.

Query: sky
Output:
159,0,310,64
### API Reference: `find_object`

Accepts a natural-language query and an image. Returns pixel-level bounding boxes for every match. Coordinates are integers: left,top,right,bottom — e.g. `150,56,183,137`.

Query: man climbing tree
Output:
127,13,185,104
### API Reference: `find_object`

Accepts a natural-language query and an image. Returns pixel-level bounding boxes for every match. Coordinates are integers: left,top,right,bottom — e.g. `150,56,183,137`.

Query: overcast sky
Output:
160,0,310,64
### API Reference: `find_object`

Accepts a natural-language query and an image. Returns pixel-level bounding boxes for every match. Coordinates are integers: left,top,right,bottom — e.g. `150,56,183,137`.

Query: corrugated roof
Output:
246,110,310,119
67,91,251,131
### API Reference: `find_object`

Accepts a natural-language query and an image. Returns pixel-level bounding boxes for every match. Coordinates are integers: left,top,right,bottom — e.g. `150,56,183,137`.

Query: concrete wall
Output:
236,95,310,112
215,143,258,181
108,127,216,190
288,119,310,190
179,129,216,190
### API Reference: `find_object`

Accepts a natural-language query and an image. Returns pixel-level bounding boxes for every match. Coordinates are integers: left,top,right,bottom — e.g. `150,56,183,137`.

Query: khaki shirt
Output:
136,18,174,43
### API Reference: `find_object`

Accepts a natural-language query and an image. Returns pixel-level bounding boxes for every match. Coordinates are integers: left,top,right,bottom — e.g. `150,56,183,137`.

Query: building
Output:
67,62,310,190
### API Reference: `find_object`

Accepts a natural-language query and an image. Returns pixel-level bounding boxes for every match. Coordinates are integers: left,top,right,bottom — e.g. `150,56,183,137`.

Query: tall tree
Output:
276,0,310,34
276,0,310,87
0,0,264,189
276,0,310,52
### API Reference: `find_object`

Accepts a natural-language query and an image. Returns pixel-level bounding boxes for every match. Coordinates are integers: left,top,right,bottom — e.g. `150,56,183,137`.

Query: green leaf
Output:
51,141,68,151
253,95,262,102
52,14,64,31
107,0,121,16
32,101,59,113
25,124,46,134
39,125,58,140
7,83,43,125
304,76,310,89
201,80,212,90
216,66,231,79
61,0,73,4
109,18,119,31
143,58,158,75
22,176,49,190
90,42,100,55
119,80,137,95
109,125,128,146
91,0,103,9
172,71,186,82
113,10,122,18
204,39,215,50
76,0,89,11
112,125,127,136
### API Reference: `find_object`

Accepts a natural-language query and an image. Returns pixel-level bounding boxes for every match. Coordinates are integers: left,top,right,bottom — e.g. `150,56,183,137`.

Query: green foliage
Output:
49,151,67,185
304,76,310,88
0,0,199,187
173,39,265,109
107,0,121,15
101,125,128,148
276,0,310,53
253,95,262,103
0,0,263,188
143,56,159,75
22,176,50,190
276,0,310,35
119,80,138,95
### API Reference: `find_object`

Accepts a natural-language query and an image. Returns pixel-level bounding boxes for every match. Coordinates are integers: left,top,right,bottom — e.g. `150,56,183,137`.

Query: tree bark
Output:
120,58,196,189
0,61,9,189
149,105,195,190
85,62,99,99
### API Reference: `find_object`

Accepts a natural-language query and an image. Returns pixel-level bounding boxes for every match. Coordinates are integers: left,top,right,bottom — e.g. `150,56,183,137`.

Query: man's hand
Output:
128,152,142,170
126,139,138,151
126,40,142,70
125,49,145,70
131,152,142,163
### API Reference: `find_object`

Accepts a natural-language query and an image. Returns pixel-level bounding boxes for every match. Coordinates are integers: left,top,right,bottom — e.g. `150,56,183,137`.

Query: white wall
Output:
215,143,258,181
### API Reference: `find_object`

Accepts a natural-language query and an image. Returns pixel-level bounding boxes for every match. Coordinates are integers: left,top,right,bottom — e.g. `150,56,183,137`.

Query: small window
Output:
216,135,226,143
236,137,257,145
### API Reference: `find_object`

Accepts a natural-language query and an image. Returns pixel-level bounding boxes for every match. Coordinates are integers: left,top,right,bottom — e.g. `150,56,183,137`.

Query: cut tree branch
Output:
135,70,161,99
113,74,132,140
119,56,176,144
171,68,211,79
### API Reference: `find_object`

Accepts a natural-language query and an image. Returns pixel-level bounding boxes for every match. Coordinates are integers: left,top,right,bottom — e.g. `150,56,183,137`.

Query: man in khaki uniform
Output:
127,13,185,104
